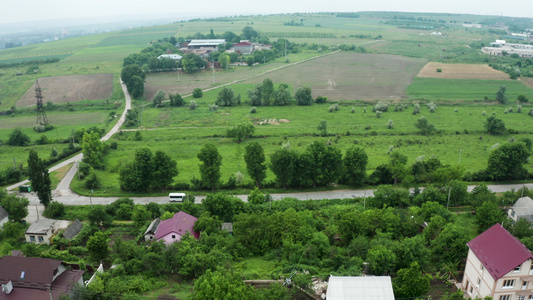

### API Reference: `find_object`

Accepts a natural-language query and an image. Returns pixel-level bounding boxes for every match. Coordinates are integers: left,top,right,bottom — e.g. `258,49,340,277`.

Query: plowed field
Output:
17,73,114,106
416,62,509,80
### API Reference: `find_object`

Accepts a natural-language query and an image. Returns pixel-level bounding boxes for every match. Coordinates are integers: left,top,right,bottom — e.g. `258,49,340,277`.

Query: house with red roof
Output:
462,224,533,300
144,211,199,244
233,41,253,55
0,256,84,300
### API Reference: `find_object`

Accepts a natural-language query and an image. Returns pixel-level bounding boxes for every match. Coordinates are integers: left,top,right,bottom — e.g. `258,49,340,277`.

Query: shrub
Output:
315,96,327,104
373,101,388,112
413,103,420,115
517,105,522,113
376,111,382,118
189,100,198,110
328,105,335,112
250,107,257,113
44,201,65,218
387,119,394,129
192,88,203,98
208,103,219,112
85,172,101,189
7,128,31,146
351,107,355,113
518,94,529,103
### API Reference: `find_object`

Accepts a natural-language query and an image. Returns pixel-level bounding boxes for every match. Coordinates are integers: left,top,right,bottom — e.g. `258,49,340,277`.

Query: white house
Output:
25,219,56,245
462,224,533,300
157,54,182,61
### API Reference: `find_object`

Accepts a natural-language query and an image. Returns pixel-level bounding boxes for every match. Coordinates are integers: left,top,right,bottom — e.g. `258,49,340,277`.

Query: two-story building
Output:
462,224,533,300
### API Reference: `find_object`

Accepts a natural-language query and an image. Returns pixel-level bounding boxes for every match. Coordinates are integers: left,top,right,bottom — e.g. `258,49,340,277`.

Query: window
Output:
38,236,44,243
172,235,176,239
476,278,481,287
481,264,485,271
500,295,511,300
528,295,533,300
29,236,35,242
150,236,153,240
469,286,473,294
516,264,522,272
519,296,525,300
503,280,515,288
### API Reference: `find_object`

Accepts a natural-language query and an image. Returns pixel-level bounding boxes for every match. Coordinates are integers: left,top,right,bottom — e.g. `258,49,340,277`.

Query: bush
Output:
85,172,101,189
189,100,198,110
250,107,257,113
192,88,203,98
518,94,529,103
44,201,65,218
7,128,31,146
373,101,388,112
315,96,327,104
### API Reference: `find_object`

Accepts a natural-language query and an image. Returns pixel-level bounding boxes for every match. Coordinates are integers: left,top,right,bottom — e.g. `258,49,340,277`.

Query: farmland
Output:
17,73,114,106
416,62,510,80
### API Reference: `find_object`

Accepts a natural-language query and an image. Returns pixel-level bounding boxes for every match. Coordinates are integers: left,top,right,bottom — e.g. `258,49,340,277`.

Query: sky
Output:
1,0,532,25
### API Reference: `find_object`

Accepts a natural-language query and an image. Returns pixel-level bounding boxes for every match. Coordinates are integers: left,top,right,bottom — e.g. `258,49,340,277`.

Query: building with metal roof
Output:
0,206,8,227
326,276,395,300
24,219,56,245
508,197,533,223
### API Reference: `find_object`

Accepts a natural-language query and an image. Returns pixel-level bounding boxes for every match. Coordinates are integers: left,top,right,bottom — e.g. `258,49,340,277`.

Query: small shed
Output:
508,196,533,223
326,276,395,300
25,219,56,245
0,206,8,227
221,222,233,235
144,218,161,242
62,219,83,240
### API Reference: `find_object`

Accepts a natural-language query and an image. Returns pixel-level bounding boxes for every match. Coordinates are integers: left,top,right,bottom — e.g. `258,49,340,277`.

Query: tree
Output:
246,56,255,66
317,120,327,136
87,231,109,262
496,85,508,104
273,84,291,106
27,150,52,207
152,90,165,107
192,88,203,98
169,93,185,107
518,94,529,103
88,205,112,228
152,150,179,190
487,142,529,180
476,201,504,233
269,148,298,189
197,144,222,191
119,147,154,192
261,78,274,106
393,262,431,299
431,224,470,264
295,87,313,106
373,185,410,208
415,116,436,136
202,193,243,222
216,87,238,106
244,142,267,187
305,141,343,187
132,205,151,229
248,187,265,205
7,128,31,146
366,245,397,275
389,151,408,185
226,123,255,143
247,84,262,106
192,269,256,300
182,53,206,73
0,189,29,222
485,116,506,135
343,146,368,186
121,64,145,98
82,131,104,169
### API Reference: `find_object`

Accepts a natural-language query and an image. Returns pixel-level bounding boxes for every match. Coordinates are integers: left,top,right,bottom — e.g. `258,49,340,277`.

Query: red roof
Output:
234,42,252,47
467,224,533,280
154,211,199,240
0,256,61,289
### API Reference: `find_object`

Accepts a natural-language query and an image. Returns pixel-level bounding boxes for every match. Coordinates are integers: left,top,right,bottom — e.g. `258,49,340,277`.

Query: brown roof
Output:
0,256,61,289
0,256,84,300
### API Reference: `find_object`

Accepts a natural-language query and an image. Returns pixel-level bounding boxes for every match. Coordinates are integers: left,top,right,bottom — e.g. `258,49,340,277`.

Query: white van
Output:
169,193,186,202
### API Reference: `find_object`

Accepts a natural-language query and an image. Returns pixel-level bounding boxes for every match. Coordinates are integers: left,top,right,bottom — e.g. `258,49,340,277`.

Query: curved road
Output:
5,58,533,221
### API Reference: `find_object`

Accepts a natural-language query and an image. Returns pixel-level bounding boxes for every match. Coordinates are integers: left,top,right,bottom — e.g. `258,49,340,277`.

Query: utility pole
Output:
90,189,94,209
447,187,453,209
212,58,215,85
459,148,462,164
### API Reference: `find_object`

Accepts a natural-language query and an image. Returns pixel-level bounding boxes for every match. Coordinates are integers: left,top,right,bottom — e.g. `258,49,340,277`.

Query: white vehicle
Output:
169,193,186,202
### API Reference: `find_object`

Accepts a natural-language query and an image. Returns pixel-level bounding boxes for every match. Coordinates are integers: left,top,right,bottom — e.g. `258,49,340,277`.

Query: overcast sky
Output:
2,0,532,25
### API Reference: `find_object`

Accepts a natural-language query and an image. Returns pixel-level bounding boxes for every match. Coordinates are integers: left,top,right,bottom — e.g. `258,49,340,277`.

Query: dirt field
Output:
241,52,427,101
17,73,114,107
416,62,510,80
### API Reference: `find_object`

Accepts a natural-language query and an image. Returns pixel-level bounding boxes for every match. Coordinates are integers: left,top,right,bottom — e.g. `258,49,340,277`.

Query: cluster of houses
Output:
157,39,272,63
482,40,533,58
4,196,533,299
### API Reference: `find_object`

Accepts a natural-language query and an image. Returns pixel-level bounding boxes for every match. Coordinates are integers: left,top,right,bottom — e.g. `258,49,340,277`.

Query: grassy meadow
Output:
2,12,533,192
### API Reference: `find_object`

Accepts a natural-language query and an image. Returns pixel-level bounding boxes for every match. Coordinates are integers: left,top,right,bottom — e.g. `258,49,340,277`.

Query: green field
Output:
2,12,533,193
407,78,533,101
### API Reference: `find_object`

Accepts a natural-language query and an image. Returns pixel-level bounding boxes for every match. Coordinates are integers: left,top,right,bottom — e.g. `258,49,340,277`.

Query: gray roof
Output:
188,39,225,47
511,196,533,222
62,219,83,240
221,222,233,233
25,219,56,235
326,276,395,300
144,218,161,236
0,206,8,221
